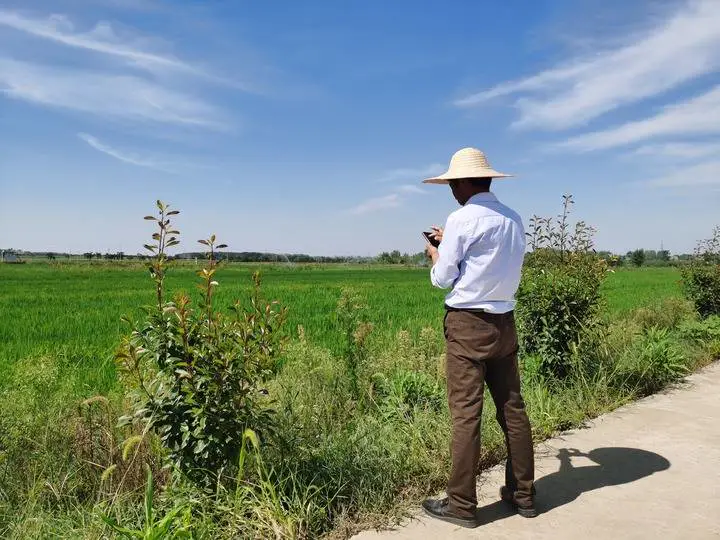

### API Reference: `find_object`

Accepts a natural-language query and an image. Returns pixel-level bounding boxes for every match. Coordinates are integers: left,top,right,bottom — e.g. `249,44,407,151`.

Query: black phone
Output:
422,231,440,248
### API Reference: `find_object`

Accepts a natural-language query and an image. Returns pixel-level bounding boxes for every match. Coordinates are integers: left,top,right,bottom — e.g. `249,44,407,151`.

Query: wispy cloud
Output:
646,160,720,187
395,184,426,195
0,10,230,83
0,58,223,127
78,132,177,172
633,141,720,160
348,183,426,215
348,194,402,215
376,163,444,183
454,0,720,130
562,85,720,151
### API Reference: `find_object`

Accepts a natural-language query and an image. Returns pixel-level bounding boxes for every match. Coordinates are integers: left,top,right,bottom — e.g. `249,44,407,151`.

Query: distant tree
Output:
658,250,671,262
47,252,56,261
84,252,94,260
630,249,646,267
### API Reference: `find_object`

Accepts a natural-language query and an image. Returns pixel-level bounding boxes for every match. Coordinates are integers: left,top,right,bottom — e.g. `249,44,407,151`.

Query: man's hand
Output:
425,243,439,265
429,226,444,244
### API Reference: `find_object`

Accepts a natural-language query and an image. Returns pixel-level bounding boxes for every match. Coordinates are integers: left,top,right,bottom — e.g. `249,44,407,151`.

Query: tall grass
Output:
0,265,714,538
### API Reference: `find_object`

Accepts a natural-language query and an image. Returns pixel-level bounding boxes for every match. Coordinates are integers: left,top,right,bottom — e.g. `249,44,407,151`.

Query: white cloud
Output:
633,141,720,160
348,194,402,215
562,85,720,151
455,0,720,130
0,58,223,127
78,132,176,172
395,184,426,195
0,10,207,79
376,163,444,183
646,160,720,187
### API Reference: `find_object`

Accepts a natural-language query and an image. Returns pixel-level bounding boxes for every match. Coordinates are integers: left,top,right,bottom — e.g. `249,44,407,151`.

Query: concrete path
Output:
353,361,720,540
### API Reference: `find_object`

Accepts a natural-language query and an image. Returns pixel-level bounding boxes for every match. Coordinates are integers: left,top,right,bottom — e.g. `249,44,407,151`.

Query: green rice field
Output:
0,263,682,380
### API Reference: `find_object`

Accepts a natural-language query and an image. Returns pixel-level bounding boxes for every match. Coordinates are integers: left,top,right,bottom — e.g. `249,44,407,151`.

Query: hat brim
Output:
422,169,514,184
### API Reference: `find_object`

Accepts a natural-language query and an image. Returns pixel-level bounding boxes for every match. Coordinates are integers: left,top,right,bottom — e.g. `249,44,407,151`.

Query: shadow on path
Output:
477,447,671,525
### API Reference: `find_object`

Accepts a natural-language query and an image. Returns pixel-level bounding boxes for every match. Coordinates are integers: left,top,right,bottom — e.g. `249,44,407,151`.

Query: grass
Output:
0,262,714,539
601,266,682,314
0,263,682,377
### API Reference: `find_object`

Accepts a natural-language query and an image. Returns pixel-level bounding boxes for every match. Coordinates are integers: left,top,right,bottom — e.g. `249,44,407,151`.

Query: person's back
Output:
431,192,525,312
421,148,536,529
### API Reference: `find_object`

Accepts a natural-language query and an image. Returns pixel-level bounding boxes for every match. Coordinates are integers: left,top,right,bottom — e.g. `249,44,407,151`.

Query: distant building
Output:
1,251,20,263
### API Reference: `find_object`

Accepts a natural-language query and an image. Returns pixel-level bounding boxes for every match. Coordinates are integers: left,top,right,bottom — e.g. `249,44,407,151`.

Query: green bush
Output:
631,297,696,331
116,202,287,488
682,226,720,317
617,327,688,395
517,195,607,378
371,369,445,419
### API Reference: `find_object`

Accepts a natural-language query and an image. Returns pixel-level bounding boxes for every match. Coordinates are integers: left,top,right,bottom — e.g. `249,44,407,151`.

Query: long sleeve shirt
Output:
430,192,525,314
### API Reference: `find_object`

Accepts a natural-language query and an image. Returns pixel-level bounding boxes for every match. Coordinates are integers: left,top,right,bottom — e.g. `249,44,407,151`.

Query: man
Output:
421,147,536,528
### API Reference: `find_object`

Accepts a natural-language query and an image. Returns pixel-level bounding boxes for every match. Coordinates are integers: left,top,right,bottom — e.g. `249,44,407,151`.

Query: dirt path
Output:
352,361,720,540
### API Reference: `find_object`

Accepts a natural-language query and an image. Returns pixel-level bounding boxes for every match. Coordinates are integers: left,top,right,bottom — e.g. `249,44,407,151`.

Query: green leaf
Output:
167,210,180,215
198,239,209,246
144,464,154,527
143,216,156,221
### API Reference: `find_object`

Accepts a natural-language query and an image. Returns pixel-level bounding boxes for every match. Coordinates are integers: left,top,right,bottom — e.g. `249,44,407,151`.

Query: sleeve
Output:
430,216,468,289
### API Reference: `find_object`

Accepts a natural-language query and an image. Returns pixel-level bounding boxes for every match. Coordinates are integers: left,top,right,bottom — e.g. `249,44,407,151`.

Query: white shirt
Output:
430,192,525,313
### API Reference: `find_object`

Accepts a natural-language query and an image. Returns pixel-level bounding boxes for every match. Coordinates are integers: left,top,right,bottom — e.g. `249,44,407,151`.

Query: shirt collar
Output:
466,191,498,205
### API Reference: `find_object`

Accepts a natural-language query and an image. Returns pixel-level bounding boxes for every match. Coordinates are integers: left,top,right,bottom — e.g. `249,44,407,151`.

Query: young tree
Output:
630,249,646,267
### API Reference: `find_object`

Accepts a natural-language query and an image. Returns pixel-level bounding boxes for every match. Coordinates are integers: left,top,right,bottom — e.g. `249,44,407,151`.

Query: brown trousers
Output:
444,308,534,518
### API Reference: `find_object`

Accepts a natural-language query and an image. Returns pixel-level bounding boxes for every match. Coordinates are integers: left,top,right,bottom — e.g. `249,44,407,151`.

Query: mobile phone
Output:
422,231,440,248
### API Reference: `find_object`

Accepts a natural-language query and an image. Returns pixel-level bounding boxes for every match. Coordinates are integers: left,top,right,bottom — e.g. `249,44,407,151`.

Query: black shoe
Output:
500,486,538,518
422,498,479,528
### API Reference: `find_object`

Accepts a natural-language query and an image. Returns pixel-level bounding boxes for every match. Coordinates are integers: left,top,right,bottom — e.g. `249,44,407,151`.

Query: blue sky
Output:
1,0,719,256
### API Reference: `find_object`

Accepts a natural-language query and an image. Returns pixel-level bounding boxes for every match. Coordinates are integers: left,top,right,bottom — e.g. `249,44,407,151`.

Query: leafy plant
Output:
517,195,607,378
116,201,287,487
630,249,646,267
682,226,720,317
372,369,445,419
101,465,192,539
333,289,373,402
618,327,688,394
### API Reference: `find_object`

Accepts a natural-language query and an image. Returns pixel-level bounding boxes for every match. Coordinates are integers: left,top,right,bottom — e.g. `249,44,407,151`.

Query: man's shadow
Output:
477,447,671,525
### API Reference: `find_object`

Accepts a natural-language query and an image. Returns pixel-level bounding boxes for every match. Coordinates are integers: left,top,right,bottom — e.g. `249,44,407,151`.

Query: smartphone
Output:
422,231,440,248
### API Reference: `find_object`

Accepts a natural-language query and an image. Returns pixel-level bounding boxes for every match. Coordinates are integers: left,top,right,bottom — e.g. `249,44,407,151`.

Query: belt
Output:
444,304,487,314
444,304,513,317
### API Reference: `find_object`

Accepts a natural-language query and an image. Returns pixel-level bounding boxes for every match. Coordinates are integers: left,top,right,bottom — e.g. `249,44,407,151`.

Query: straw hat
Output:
423,147,513,184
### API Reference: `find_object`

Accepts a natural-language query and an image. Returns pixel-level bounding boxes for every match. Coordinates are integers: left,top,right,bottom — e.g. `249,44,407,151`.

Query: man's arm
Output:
429,216,467,289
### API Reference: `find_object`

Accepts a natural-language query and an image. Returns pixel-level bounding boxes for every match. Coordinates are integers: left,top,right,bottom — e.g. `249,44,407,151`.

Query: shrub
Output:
631,297,696,331
630,249,646,267
682,226,720,317
116,202,287,488
517,195,607,378
618,327,688,395
371,370,445,419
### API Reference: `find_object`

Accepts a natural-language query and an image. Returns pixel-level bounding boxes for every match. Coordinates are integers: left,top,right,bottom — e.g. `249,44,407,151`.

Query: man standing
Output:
422,148,536,528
